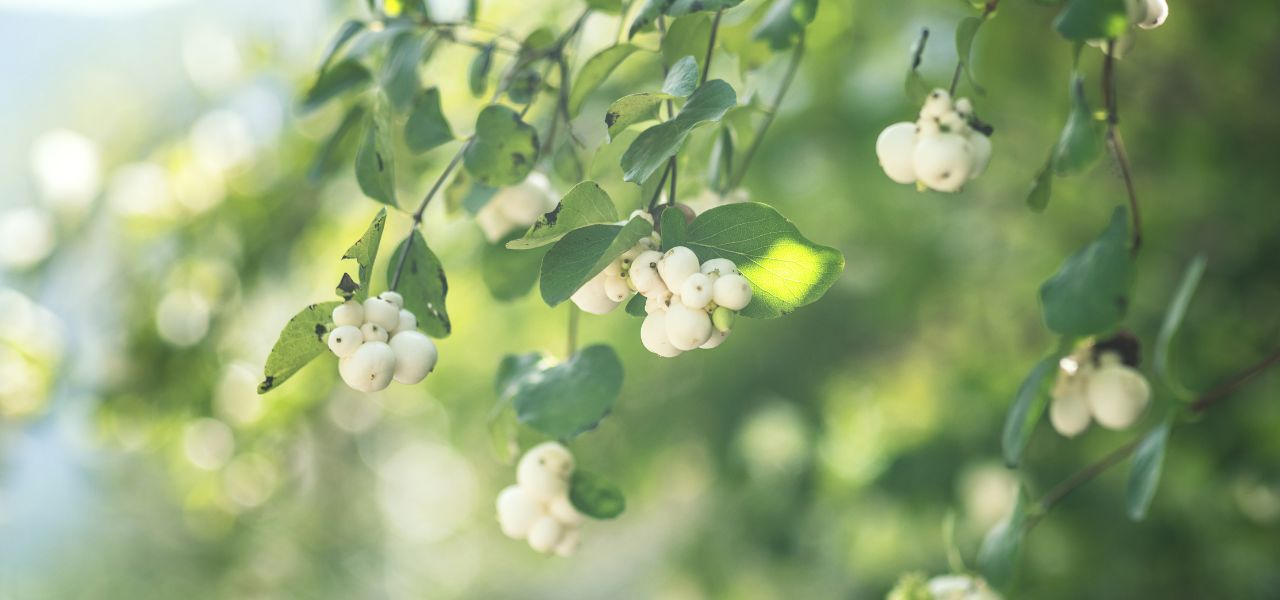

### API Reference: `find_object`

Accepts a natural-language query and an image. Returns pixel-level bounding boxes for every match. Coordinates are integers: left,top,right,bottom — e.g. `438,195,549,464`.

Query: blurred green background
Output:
1,0,1278,598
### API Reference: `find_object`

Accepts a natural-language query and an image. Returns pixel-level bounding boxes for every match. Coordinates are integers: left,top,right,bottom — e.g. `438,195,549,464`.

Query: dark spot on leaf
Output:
605,112,620,127
511,152,527,166
437,267,449,295
543,203,563,226
257,376,275,393
314,323,327,340
375,151,385,172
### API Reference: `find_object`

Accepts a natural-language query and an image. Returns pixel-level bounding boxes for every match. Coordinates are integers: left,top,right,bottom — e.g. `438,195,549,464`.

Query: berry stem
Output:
1102,40,1143,256
701,9,724,87
1025,346,1280,531
728,29,805,191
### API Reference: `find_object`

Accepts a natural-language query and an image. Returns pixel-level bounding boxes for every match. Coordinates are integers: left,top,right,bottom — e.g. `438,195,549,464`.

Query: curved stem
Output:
728,30,805,190
1103,40,1142,256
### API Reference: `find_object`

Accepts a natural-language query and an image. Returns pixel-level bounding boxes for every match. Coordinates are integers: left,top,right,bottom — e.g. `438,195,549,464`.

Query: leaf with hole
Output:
605,93,671,140
621,79,737,183
258,301,342,394
340,208,387,302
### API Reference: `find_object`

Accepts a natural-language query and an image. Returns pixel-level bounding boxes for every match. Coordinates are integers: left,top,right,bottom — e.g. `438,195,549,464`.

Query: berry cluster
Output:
327,291,438,392
476,173,557,243
876,89,992,193
635,247,751,357
495,442,586,556
570,216,661,314
1048,346,1151,438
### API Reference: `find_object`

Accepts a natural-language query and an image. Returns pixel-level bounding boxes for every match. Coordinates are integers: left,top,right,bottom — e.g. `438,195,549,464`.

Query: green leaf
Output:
569,44,642,116
387,230,451,338
507,182,619,250
660,14,710,71
469,42,495,97
1054,0,1130,42
1127,420,1172,521
355,99,398,206
1053,76,1105,176
955,16,984,91
308,103,365,184
978,486,1027,588
683,202,844,319
668,0,743,14
553,143,585,184
540,217,654,307
663,55,700,97
483,231,549,301
904,69,929,102
624,294,647,317
605,93,670,140
444,169,498,216
621,79,737,183
753,0,817,50
405,87,454,153
300,59,372,113
381,30,425,111
463,105,540,187
511,344,624,440
586,0,624,13
1039,206,1134,337
496,352,546,397
258,301,342,394
629,0,675,39
317,20,366,75
1154,254,1206,398
658,204,687,249
1001,356,1057,468
569,470,627,519
1026,154,1054,212
341,208,387,302
506,67,542,105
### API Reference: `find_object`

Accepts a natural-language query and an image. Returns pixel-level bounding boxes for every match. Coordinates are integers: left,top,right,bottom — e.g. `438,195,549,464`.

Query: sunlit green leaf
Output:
508,182,619,250
621,79,736,183
464,105,539,187
569,470,627,519
540,217,654,307
258,301,341,394
511,345,624,440
355,99,398,206
341,208,387,302
1039,206,1133,337
405,87,454,153
569,44,643,116
1127,420,1172,521
387,230,451,338
300,59,372,113
683,202,844,319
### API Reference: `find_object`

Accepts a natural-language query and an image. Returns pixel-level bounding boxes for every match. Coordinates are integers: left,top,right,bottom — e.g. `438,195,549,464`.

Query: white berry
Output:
700,328,730,350
1138,0,1167,29
395,308,417,333
1049,383,1091,438
914,134,973,192
548,495,586,527
570,272,620,315
362,296,400,331
679,272,715,309
327,325,363,358
338,341,396,392
517,442,575,502
641,311,682,357
527,516,565,554
659,246,700,292
388,330,438,384
553,527,581,557
919,88,953,119
629,250,664,293
876,122,919,184
712,273,753,311
604,273,632,303
496,484,542,539
361,322,389,343
665,302,713,351
1086,354,1150,430
332,300,364,327
377,291,404,309
700,258,739,277
644,291,673,315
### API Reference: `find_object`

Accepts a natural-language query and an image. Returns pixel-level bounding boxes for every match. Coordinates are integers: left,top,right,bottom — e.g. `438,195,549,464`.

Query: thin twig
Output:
1103,40,1142,256
667,156,678,207
1189,348,1280,413
701,9,723,86
728,30,806,190
647,162,674,213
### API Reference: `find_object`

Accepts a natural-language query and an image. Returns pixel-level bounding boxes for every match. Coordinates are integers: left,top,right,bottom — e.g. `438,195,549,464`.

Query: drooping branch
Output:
1103,40,1143,256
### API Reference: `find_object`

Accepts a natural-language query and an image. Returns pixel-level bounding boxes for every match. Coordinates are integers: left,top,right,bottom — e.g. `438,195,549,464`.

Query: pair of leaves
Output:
387,230,451,337
464,105,540,187
1039,206,1133,337
620,79,737,183
604,55,703,140
569,44,644,116
497,346,625,440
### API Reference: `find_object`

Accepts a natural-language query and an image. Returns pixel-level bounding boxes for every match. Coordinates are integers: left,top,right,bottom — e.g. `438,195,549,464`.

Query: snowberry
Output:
659,246,700,291
921,89,953,118
711,306,736,333
571,272,620,315
641,311,682,357
914,134,973,193
332,300,364,327
955,97,974,118
338,341,396,392
628,250,664,293
700,329,730,349
548,495,586,527
969,132,993,179
327,325,363,358
665,302,713,351
395,308,417,333
1086,353,1150,430
517,442,575,502
629,208,655,225
644,291,673,316
361,322,389,343
604,273,632,303
388,330,438,384
496,484,542,539
377,291,404,309
362,296,400,331
700,258,739,277
1137,0,1168,29
876,122,919,185
527,515,565,554
553,528,581,557
1049,380,1092,438
679,273,715,309
712,273,753,311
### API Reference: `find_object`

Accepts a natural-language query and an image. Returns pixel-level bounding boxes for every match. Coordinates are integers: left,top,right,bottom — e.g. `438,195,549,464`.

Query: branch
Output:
1103,40,1142,256
701,9,724,86
728,30,805,190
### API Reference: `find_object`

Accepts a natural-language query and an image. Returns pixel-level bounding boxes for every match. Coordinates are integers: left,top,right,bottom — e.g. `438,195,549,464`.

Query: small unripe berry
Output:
496,485,542,539
388,330,438,384
876,122,918,184
659,246,700,291
527,516,565,554
604,273,632,302
548,495,586,527
338,341,396,392
914,134,973,192
554,527,581,557
641,311,682,357
1086,354,1150,430
396,308,417,333
711,306,736,333
327,325,363,358
955,97,974,117
570,272,620,315
377,291,404,309
628,250,664,294
700,258,739,277
712,274,753,311
362,296,400,331
517,442,575,502
332,300,364,327
665,302,713,351
679,272,714,309
361,322,389,343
